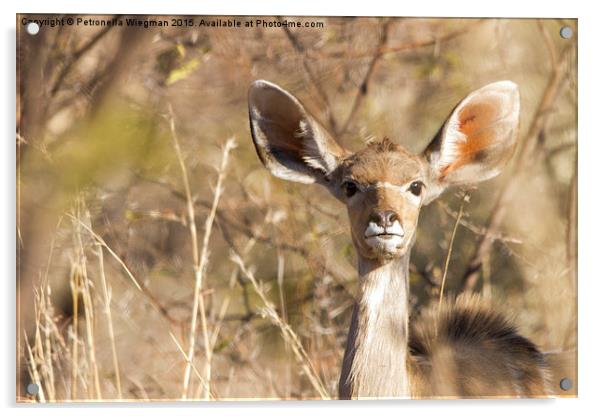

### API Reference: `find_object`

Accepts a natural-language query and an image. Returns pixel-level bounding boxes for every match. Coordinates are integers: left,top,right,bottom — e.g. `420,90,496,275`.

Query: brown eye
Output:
409,181,424,196
343,181,358,198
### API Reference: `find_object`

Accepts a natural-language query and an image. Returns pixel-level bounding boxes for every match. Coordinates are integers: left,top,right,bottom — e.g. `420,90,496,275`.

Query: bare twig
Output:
281,22,339,133
337,19,393,136
538,20,558,67
49,24,115,97
316,19,484,60
436,200,523,245
130,173,357,301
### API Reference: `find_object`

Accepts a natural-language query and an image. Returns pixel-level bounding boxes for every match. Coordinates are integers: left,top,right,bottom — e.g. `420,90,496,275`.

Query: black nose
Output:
369,210,399,228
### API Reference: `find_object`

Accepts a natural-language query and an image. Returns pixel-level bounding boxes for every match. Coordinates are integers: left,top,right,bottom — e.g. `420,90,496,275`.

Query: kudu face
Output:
248,80,520,263
328,141,427,260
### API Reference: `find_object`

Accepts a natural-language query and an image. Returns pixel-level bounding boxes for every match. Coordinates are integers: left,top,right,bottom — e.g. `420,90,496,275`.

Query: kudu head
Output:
248,80,519,264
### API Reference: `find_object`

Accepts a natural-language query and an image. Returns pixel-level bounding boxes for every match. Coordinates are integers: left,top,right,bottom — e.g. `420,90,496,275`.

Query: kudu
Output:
247,80,551,399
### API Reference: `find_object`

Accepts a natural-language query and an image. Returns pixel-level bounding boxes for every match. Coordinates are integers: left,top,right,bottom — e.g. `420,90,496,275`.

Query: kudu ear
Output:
422,81,520,203
248,80,349,185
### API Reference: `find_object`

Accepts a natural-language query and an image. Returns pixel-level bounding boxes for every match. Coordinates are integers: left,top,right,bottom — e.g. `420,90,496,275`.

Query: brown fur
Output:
409,295,551,398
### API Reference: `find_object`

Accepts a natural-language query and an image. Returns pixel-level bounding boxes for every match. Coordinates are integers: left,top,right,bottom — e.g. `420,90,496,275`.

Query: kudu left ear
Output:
422,81,520,204
248,80,349,185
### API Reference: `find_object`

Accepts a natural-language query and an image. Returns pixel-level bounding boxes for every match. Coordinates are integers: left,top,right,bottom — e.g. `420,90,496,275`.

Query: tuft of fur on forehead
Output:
342,138,426,184
365,137,400,153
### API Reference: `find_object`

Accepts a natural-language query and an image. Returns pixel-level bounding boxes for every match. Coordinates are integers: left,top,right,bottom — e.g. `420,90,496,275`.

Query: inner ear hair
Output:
248,80,348,184
423,81,520,188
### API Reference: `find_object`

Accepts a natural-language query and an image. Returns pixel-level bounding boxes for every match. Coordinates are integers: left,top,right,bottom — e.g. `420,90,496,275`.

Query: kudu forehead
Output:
340,140,427,185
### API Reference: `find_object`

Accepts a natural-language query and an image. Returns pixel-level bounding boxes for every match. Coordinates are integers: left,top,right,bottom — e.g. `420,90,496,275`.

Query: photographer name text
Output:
21,17,325,30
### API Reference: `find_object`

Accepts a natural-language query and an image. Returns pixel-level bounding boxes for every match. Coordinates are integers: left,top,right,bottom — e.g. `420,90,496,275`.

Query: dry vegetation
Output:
17,15,577,401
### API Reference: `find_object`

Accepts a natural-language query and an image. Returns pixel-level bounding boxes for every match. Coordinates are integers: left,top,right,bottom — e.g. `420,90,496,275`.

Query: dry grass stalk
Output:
68,253,80,400
34,286,56,401
24,331,47,402
39,292,55,400
70,214,183,331
169,332,215,400
69,216,142,292
169,104,237,399
95,243,123,399
38,218,63,401
71,203,102,400
24,275,70,402
230,252,331,399
207,226,263,365
276,252,287,324
30,289,62,400
439,193,468,309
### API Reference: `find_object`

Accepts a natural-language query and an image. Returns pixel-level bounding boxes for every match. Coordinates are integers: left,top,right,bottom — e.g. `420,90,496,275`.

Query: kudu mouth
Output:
364,220,406,255
364,220,405,238
364,232,404,238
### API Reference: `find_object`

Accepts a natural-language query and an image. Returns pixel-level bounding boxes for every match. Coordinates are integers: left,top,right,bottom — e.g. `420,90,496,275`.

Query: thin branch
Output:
49,23,115,97
337,19,393,136
281,21,339,133
316,19,484,60
436,200,523,245
538,20,558,67
132,173,356,300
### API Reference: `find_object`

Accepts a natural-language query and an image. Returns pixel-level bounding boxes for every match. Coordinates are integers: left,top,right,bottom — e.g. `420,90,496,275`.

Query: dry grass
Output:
231,252,330,399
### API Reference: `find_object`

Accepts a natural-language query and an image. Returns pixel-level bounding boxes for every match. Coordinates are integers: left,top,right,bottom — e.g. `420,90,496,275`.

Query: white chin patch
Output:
365,235,404,253
364,220,405,254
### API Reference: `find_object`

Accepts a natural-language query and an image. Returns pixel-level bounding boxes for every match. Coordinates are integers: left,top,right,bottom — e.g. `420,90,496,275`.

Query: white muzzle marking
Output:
364,220,405,252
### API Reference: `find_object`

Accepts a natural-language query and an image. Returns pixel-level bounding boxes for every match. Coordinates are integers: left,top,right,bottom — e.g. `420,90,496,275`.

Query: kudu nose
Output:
369,210,399,228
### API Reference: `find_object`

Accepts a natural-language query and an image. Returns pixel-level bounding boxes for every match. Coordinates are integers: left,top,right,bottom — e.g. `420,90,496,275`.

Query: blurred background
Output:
17,15,577,401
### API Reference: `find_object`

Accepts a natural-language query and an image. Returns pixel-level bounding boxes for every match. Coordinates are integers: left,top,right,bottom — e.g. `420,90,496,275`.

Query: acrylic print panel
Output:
16,14,577,402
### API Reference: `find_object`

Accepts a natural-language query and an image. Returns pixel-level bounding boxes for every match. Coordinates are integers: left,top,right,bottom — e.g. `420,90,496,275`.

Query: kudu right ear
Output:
421,81,520,203
248,80,349,184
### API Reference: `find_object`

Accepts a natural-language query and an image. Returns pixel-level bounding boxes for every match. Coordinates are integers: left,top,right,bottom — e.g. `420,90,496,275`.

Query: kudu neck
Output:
339,254,411,398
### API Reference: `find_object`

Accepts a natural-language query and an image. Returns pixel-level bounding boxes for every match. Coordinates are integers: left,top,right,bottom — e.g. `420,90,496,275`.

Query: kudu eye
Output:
343,180,358,198
409,180,424,196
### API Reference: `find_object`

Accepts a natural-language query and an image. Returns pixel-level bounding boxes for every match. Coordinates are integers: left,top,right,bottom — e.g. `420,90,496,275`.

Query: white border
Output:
2,1,600,415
